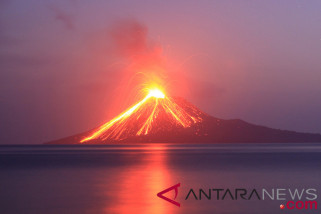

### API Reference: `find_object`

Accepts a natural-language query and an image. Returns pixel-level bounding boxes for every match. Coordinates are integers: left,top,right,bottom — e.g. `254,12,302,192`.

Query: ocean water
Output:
0,143,320,214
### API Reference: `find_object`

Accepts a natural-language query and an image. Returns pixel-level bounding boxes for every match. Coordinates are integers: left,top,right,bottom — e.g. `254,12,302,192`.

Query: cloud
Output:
49,5,74,30
110,19,149,57
109,19,166,85
109,19,164,65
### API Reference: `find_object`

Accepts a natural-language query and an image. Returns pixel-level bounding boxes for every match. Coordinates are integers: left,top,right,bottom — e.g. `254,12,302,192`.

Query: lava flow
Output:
80,88,204,143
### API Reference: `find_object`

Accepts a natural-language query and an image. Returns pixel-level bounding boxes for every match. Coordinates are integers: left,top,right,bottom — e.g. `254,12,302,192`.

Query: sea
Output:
0,143,320,214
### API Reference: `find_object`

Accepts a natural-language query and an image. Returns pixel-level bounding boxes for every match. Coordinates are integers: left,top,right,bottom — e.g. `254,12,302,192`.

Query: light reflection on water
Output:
0,143,320,214
105,147,173,214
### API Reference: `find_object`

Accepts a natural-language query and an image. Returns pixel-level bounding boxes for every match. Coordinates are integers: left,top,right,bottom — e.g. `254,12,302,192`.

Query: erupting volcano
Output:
80,88,204,143
47,86,321,144
46,20,321,145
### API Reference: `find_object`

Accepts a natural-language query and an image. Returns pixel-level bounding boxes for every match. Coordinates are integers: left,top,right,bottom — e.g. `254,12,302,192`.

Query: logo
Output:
157,183,181,207
156,183,318,210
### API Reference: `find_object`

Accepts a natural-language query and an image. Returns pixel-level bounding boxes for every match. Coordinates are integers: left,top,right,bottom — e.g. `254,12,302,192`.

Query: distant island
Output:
46,94,321,144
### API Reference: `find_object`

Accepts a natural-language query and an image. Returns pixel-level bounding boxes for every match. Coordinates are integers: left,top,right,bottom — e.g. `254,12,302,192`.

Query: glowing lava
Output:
147,88,165,99
80,87,203,143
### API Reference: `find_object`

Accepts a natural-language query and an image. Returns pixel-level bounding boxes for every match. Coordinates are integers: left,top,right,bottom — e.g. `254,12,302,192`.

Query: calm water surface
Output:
0,143,320,214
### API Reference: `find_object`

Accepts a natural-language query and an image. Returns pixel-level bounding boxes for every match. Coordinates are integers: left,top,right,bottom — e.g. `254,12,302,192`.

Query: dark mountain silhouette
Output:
46,97,321,144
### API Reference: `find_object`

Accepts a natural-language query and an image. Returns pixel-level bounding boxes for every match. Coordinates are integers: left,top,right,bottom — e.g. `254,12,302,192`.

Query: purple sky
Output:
1,0,321,144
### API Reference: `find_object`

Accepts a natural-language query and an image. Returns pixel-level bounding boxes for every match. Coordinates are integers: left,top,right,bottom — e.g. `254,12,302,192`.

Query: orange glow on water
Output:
104,145,173,214
80,86,202,143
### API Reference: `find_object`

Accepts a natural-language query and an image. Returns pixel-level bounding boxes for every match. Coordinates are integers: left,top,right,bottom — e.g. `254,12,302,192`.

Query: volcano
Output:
47,89,321,144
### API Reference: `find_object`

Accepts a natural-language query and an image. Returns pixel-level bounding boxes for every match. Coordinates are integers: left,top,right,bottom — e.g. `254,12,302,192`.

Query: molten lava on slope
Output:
80,88,205,143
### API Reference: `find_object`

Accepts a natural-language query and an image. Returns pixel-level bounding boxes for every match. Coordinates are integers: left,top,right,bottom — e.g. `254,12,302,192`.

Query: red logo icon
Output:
157,183,181,207
280,204,285,209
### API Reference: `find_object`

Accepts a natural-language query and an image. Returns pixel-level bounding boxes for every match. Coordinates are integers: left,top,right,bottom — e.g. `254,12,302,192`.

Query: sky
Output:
0,0,321,144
